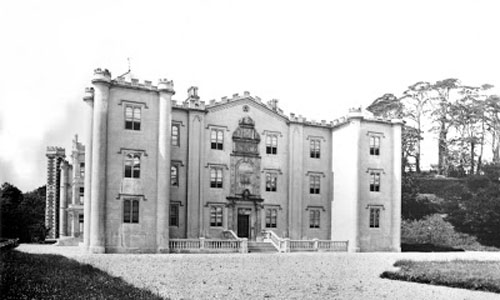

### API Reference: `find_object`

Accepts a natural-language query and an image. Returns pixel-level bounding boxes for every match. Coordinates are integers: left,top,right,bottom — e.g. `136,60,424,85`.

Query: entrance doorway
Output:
237,208,251,238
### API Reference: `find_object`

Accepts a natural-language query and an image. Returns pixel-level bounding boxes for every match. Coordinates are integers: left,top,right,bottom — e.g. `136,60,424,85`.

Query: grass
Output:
381,259,500,293
0,250,167,300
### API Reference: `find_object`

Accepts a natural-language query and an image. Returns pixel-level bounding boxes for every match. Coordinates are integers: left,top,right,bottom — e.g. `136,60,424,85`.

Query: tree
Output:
19,186,47,242
366,93,404,119
0,182,24,239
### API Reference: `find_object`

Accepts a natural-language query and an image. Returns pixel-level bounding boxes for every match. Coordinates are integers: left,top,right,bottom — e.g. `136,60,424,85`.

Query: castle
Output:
47,68,402,253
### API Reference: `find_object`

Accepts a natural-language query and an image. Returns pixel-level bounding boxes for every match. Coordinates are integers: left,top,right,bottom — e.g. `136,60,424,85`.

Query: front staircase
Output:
248,241,278,253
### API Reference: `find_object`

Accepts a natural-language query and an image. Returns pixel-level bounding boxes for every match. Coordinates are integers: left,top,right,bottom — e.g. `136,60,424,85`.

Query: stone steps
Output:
248,241,278,253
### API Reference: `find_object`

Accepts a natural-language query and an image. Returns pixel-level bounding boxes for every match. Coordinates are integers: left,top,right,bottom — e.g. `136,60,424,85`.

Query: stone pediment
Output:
207,96,289,123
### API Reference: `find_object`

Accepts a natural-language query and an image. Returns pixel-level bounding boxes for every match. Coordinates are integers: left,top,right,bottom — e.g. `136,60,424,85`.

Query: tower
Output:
45,147,65,239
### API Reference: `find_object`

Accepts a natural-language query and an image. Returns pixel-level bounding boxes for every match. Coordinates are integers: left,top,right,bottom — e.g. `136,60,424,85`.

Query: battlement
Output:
83,87,94,101
158,78,175,93
46,146,66,157
92,68,112,84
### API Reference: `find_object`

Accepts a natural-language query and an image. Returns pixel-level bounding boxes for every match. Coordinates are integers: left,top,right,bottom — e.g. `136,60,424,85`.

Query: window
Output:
170,204,179,226
210,206,223,227
370,172,381,192
78,214,84,233
266,135,278,154
171,165,178,186
79,162,85,177
370,136,380,155
210,168,223,188
210,129,224,150
309,210,320,228
125,105,141,130
310,139,321,158
79,187,84,204
124,154,141,178
265,209,277,228
265,173,277,192
310,175,320,194
171,124,180,146
370,207,380,228
123,199,139,223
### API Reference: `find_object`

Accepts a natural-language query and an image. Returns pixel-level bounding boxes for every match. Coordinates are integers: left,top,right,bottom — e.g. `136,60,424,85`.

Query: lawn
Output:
0,249,166,300
381,259,500,293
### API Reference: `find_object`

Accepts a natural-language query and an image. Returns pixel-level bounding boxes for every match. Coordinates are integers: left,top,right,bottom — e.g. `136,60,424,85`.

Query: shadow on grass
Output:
0,250,167,300
401,243,465,252
381,260,500,294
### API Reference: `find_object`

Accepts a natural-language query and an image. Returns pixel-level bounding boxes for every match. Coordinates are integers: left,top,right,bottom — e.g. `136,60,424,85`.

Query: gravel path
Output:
16,244,500,300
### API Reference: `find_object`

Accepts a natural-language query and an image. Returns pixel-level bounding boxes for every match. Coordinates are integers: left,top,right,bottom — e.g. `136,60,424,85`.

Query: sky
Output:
1,0,500,192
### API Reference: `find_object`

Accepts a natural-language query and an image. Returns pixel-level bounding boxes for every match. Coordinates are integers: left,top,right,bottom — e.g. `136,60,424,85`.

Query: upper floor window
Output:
266,135,278,154
310,175,320,194
125,105,141,131
123,199,139,223
370,172,381,192
124,153,141,178
310,139,321,159
79,162,85,177
369,207,380,228
370,136,380,155
172,124,180,146
210,206,223,227
265,208,277,228
210,168,223,188
79,187,84,204
265,173,277,192
171,165,179,186
309,209,320,228
211,129,224,150
170,203,179,226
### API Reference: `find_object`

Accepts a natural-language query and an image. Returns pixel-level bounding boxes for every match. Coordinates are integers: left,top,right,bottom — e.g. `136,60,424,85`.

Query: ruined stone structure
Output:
50,68,403,253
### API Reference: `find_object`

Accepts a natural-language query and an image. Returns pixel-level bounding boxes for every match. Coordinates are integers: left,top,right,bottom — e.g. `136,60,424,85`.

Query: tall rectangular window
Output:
266,135,278,154
79,162,85,177
265,208,277,228
309,210,320,228
171,124,180,146
210,206,223,227
123,199,139,223
170,203,179,226
125,105,141,131
370,172,381,192
310,175,320,194
171,165,179,186
370,207,380,228
210,129,224,150
370,136,380,155
79,187,84,204
265,173,277,192
310,139,321,158
124,154,141,178
210,168,223,188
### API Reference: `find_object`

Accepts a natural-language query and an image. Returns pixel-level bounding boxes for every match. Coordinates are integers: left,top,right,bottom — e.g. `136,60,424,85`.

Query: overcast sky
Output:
1,0,500,192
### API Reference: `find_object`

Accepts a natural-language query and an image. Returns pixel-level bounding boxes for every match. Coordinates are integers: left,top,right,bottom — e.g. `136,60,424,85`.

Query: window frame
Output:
170,203,179,227
310,139,321,159
210,206,223,227
171,123,180,146
210,129,224,150
124,105,142,131
370,171,381,192
309,209,320,228
79,162,85,177
265,172,277,192
369,207,381,228
210,167,223,188
124,153,141,179
370,135,381,156
123,198,140,224
171,165,179,187
265,135,278,155
265,208,277,228
309,175,321,194
79,187,84,204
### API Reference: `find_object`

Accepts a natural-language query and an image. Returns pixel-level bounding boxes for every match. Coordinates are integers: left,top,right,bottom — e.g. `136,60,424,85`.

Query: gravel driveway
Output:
16,244,500,300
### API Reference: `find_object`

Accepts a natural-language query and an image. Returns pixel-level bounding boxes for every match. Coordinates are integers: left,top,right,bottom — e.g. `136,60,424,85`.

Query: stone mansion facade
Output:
48,68,402,253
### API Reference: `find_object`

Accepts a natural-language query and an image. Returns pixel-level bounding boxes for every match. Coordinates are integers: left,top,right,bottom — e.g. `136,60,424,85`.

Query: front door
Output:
237,211,250,238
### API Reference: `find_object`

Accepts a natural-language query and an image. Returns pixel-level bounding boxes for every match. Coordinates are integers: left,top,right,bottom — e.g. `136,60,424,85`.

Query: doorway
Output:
237,208,251,238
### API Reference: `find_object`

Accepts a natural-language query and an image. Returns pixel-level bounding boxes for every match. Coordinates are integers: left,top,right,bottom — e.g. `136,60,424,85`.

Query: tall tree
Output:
484,94,500,163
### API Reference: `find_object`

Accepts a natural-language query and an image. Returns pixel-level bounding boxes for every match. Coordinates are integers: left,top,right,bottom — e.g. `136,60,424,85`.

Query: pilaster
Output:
59,161,69,237
391,120,403,252
82,87,94,250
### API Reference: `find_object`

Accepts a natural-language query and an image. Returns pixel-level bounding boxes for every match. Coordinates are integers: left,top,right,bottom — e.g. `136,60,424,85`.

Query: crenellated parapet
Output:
46,146,66,158
92,68,112,85
158,78,175,94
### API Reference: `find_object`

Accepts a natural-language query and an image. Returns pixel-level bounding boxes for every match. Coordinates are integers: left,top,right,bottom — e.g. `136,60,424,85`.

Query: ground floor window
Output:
210,206,223,227
123,199,139,223
369,207,380,228
170,203,179,226
309,210,320,228
265,208,277,228
78,214,84,233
